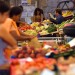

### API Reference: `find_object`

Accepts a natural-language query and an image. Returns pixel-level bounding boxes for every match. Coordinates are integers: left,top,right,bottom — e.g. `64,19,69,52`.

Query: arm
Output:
0,27,17,49
50,16,63,24
10,30,33,41
50,18,58,24
11,21,34,41
18,29,27,36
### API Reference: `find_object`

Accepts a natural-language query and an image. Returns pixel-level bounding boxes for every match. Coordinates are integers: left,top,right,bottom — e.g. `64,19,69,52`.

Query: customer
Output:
0,1,17,75
9,6,34,41
9,6,23,26
32,8,45,22
19,5,23,11
50,8,64,24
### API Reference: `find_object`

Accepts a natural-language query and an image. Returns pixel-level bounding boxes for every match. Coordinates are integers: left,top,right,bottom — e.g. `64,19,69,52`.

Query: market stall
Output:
8,7,75,74
1,0,75,75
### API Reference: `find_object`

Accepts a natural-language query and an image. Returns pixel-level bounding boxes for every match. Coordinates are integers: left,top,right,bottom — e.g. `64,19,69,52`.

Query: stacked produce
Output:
10,11,75,75
56,19,74,29
11,53,75,75
19,25,32,31
46,24,57,33
62,11,74,17
10,40,75,75
18,20,58,36
18,11,75,36
11,40,73,59
11,42,57,59
57,56,75,75
11,57,56,75
26,23,57,36
24,30,37,36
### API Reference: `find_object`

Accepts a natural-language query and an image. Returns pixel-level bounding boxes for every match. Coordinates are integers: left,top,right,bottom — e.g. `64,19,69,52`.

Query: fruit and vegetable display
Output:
10,10,75,74
18,19,58,36
10,42,75,75
46,24,57,33
62,11,74,17
11,35,74,58
24,30,37,36
56,19,74,29
10,53,75,75
18,18,75,37
57,56,75,75
17,10,75,37
11,42,57,59
11,57,57,75
19,25,32,31
10,36,75,75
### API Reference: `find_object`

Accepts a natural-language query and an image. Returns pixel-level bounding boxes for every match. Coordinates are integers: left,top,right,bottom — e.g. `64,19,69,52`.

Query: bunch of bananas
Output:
62,11,74,17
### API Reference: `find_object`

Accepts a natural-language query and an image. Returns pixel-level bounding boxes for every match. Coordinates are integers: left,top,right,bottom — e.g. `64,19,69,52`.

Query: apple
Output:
30,46,35,50
27,49,32,54
18,53,24,58
41,50,47,56
24,53,29,58
36,53,43,58
11,60,20,66
22,46,28,51
30,53,35,58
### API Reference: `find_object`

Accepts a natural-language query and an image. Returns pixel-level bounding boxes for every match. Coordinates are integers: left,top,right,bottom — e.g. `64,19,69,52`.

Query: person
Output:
9,6,34,41
19,5,23,11
0,1,17,75
9,6,23,26
32,8,45,22
16,5,24,27
50,8,64,24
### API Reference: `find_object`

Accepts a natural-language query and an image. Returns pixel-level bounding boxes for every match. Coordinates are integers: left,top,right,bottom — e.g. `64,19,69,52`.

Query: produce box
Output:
40,33,57,37
10,58,57,75
64,15,74,21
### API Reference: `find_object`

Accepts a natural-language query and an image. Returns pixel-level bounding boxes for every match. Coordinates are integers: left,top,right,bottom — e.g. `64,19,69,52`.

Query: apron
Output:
0,39,8,65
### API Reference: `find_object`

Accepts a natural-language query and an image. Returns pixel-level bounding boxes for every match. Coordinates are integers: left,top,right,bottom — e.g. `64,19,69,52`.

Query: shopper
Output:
9,6,23,25
9,6,34,41
19,5,23,11
32,8,45,22
0,1,17,75
50,8,64,24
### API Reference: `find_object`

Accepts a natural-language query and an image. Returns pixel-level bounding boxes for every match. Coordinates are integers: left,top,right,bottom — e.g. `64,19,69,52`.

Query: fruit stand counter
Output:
10,36,75,75
38,37,71,43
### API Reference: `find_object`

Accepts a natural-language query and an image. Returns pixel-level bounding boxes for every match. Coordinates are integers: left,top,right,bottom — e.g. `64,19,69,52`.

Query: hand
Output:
24,34,35,39
27,35,35,40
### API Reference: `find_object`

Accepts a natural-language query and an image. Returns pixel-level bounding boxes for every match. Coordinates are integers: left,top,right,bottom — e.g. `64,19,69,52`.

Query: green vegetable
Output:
46,24,56,33
56,20,71,29
24,30,37,36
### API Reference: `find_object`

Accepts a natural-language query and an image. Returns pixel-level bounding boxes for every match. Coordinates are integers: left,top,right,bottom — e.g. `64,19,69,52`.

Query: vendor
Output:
0,1,17,75
32,8,45,22
50,8,64,24
9,6,34,41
